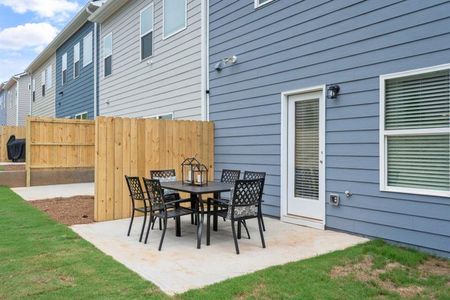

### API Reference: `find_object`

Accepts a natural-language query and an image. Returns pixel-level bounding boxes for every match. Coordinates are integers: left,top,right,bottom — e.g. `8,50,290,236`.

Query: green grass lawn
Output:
0,187,448,299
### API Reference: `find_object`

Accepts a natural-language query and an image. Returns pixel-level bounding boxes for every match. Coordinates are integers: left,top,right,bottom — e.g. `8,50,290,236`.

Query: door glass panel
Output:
295,99,319,200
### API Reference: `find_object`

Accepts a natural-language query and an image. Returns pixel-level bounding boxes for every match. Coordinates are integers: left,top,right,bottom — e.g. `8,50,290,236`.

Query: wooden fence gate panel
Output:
95,117,214,222
26,117,95,186
0,126,26,162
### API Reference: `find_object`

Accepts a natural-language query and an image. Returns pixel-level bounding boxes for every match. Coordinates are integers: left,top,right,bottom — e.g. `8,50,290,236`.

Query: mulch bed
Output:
29,196,94,226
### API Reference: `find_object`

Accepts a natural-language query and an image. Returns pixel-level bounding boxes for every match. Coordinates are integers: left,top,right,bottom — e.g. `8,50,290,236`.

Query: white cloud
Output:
0,23,59,52
0,0,80,21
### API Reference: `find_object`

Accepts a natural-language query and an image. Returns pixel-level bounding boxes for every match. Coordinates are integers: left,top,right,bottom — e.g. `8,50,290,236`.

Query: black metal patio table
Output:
159,180,233,249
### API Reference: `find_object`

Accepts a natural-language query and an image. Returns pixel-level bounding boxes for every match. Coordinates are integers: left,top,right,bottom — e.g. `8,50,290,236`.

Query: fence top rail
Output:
96,116,214,124
27,116,95,125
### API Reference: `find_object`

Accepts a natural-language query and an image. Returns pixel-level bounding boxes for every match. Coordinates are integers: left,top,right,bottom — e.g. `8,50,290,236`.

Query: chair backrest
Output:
243,171,266,180
143,178,165,207
231,178,264,207
220,169,241,184
150,169,176,179
125,176,146,200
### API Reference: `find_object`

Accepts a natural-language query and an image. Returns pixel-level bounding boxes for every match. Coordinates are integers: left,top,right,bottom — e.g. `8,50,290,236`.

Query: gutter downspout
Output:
93,22,98,117
200,0,209,121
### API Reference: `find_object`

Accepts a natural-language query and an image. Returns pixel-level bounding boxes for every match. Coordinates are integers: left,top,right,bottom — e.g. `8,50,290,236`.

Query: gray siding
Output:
0,90,6,125
5,83,17,125
17,75,30,125
56,22,96,119
209,0,450,256
98,0,202,120
31,54,56,117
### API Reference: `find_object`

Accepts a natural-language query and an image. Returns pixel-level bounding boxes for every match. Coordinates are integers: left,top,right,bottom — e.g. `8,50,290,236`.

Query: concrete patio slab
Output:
71,217,368,295
12,182,94,201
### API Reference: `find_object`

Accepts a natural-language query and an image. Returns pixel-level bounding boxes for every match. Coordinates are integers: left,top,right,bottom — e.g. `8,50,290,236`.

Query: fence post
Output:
25,117,31,186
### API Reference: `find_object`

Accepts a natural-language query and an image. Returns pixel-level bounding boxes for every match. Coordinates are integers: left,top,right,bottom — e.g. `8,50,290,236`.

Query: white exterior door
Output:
287,90,325,221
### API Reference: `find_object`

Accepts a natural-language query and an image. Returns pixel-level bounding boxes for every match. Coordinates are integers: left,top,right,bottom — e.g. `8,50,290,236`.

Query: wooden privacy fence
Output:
95,117,214,222
26,117,96,186
0,126,26,161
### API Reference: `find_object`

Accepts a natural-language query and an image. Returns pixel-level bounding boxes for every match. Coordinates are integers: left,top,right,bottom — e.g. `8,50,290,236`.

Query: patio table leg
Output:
213,192,218,231
194,193,205,249
175,202,181,237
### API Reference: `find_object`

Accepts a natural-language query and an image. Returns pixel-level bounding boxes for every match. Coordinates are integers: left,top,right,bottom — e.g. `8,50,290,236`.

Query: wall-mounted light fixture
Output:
327,84,340,99
215,55,238,72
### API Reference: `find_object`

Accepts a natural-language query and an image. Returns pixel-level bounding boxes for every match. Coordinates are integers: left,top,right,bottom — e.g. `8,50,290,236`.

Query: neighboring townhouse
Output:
3,73,30,126
26,54,56,118
88,0,208,120
56,5,103,119
26,1,105,119
209,0,450,257
0,83,6,125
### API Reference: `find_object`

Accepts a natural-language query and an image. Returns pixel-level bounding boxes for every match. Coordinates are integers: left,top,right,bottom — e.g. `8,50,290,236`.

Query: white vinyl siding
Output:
83,31,93,67
62,53,68,85
31,54,56,117
163,0,187,39
380,65,450,197
140,4,154,60
103,33,113,77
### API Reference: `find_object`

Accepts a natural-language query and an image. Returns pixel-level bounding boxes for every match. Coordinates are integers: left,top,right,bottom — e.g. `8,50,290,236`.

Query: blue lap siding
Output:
56,22,96,119
208,0,450,257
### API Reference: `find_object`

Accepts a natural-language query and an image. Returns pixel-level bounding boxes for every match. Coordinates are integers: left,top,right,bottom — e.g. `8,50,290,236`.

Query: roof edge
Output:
88,0,129,23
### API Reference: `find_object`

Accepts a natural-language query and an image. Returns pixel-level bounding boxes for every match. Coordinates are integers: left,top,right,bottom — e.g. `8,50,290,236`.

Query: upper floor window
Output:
32,78,35,102
148,113,173,120
255,0,274,8
46,65,52,89
74,42,80,78
103,33,113,77
75,112,88,119
380,64,450,197
163,0,187,39
140,4,154,60
62,53,68,85
41,71,46,97
83,32,93,67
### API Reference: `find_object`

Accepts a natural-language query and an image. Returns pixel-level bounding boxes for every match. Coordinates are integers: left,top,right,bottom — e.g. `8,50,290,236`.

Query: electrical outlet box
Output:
329,194,340,206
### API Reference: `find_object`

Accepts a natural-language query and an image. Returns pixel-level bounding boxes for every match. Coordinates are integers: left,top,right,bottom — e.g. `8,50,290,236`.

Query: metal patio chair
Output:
143,178,194,251
207,178,266,254
243,171,267,232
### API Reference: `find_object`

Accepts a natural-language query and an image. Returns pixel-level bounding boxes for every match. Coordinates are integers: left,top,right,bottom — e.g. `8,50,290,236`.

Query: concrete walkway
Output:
71,217,368,295
12,182,94,201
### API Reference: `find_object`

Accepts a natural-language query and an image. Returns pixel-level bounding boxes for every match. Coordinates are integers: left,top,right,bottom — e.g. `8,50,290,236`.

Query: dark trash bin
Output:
7,135,26,162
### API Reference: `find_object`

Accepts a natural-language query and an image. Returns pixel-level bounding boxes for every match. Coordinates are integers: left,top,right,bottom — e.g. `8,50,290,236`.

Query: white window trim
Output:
73,42,81,79
140,3,154,61
62,53,68,85
379,63,450,198
75,111,88,119
83,31,93,67
146,112,174,119
103,32,113,78
162,0,188,40
254,0,274,8
46,65,52,89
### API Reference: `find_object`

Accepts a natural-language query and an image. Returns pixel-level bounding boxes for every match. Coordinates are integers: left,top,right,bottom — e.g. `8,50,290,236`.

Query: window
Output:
103,33,112,77
255,0,274,8
380,65,450,197
41,71,46,97
140,4,154,60
75,112,88,119
83,32,93,67
62,53,68,85
163,0,187,39
148,113,174,120
32,78,35,102
46,65,52,89
73,42,80,78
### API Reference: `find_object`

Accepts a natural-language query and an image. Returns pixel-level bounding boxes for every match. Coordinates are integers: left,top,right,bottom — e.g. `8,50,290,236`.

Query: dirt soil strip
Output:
29,196,94,226
1,164,25,171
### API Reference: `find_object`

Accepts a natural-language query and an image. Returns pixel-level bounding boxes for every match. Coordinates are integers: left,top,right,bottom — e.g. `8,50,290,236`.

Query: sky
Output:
0,0,87,82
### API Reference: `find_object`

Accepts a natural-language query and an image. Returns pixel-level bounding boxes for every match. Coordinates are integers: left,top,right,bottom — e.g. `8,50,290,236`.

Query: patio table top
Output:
159,180,233,194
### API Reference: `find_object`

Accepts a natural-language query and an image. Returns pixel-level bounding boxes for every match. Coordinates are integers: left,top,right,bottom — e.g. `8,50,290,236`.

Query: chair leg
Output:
151,216,156,230
127,210,135,236
242,220,251,239
260,213,266,232
191,200,195,224
158,218,168,251
257,216,266,249
144,215,154,244
231,220,240,255
237,221,241,239
139,212,147,242
159,211,162,230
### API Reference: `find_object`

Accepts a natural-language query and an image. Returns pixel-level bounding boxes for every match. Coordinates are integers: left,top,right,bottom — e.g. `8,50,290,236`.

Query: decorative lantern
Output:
181,157,208,186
